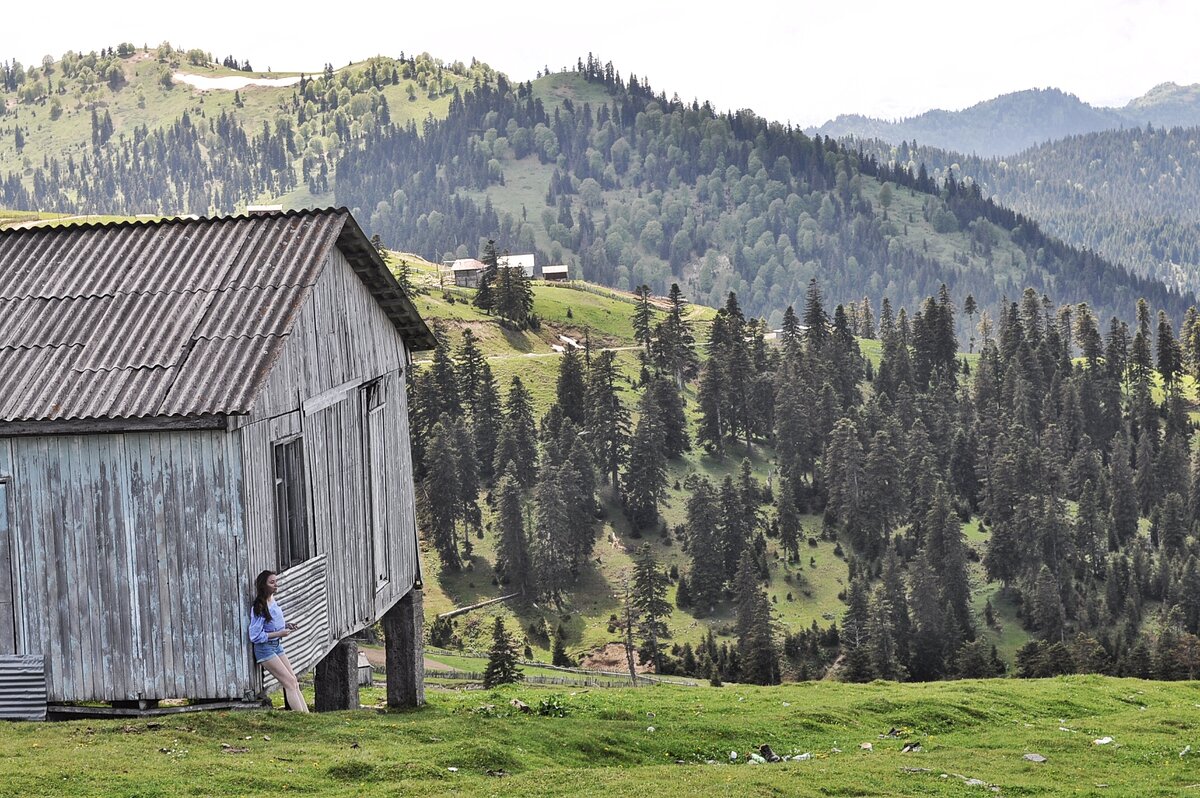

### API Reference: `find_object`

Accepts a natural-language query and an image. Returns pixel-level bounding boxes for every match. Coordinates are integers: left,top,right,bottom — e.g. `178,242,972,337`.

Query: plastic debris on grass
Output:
1093,736,1114,745
1023,753,1047,762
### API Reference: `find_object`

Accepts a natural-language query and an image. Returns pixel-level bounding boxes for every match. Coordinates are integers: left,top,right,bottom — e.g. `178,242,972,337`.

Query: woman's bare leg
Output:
261,654,309,713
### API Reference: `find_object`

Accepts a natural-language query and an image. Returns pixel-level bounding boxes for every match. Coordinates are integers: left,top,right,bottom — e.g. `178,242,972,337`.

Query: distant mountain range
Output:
810,83,1200,157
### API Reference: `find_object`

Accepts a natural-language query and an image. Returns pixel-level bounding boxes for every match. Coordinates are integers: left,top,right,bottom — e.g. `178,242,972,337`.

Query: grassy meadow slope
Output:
2,678,1198,796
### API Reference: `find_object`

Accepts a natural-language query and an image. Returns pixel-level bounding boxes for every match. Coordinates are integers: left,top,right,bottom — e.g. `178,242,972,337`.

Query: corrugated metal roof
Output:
0,208,435,424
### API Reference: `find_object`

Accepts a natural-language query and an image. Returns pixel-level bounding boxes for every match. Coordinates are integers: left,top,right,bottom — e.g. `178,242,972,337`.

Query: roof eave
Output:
333,214,437,351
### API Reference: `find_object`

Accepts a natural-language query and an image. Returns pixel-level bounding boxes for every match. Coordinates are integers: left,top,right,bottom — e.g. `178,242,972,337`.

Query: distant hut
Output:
447,258,485,288
541,265,569,282
0,208,434,719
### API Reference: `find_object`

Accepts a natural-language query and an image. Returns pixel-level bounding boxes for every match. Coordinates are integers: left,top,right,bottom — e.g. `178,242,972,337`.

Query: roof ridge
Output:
0,207,350,237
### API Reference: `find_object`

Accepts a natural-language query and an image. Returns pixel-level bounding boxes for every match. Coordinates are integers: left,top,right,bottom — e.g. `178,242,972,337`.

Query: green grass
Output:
3,678,1198,796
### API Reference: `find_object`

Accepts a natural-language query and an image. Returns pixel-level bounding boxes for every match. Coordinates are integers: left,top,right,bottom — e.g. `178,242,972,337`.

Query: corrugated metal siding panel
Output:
0,211,349,423
0,655,47,721
262,555,331,691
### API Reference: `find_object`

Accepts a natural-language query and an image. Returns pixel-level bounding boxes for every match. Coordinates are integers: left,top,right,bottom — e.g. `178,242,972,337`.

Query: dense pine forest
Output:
408,260,1200,685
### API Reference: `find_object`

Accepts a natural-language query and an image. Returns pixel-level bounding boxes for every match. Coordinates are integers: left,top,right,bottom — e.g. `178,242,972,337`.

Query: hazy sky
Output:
5,0,1199,126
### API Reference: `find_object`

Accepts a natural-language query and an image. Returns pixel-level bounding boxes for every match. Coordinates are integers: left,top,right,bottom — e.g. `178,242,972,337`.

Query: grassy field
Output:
2,677,1197,796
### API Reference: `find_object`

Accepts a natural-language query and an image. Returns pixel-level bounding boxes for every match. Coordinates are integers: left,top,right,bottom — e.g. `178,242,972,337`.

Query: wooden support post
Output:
314,639,359,712
384,589,425,708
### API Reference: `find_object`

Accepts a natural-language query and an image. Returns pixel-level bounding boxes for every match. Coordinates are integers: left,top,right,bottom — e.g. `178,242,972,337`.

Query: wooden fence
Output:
424,669,667,688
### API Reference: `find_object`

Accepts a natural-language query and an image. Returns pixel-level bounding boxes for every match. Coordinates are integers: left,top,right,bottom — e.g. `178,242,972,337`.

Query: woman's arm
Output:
248,611,268,643
249,612,291,642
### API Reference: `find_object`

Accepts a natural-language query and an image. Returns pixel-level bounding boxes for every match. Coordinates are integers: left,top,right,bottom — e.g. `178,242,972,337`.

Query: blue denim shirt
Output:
248,599,286,644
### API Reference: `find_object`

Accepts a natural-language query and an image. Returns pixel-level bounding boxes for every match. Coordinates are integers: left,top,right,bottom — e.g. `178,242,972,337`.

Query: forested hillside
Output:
810,88,1129,158
401,242,1200,685
0,44,489,211
855,127,1200,296
336,60,1191,326
1,46,1189,329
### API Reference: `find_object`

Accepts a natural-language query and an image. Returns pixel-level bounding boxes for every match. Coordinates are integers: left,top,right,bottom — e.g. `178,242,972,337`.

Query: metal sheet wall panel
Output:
0,655,47,720
261,554,330,691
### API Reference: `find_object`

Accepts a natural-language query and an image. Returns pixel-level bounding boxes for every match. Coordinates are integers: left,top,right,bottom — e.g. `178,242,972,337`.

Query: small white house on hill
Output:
498,253,535,277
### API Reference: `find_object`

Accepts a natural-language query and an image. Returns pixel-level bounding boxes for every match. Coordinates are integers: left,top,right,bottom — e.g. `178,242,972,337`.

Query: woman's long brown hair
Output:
252,570,276,619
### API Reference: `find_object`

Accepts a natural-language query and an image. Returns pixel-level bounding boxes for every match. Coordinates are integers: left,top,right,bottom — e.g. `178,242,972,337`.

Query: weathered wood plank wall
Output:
0,430,249,702
242,246,419,659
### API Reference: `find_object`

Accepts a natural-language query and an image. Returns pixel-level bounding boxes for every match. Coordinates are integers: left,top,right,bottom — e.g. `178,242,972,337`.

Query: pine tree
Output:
551,627,573,666
866,584,907,681
696,356,725,454
1033,565,1066,643
780,305,803,351
457,328,487,406
453,418,480,549
494,464,530,592
735,550,779,685
555,347,586,425
652,283,699,387
776,480,801,562
420,419,461,570
474,239,500,313
427,328,461,420
494,376,539,487
531,463,573,605
803,278,829,351
563,435,599,566
925,484,974,637
632,544,673,672
1110,432,1139,546
908,552,946,680
584,351,629,490
651,376,690,458
859,296,876,339
685,477,725,615
473,364,501,485
483,617,523,687
632,284,654,351
623,389,668,532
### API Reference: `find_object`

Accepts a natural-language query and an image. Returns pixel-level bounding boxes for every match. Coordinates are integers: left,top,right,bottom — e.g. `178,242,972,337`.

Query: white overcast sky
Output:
4,0,1198,126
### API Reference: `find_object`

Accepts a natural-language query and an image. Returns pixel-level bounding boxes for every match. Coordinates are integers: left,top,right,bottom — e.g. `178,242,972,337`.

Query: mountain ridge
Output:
810,83,1200,157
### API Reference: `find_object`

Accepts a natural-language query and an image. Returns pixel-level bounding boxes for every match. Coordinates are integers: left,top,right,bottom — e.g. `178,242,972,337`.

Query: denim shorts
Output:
254,638,285,663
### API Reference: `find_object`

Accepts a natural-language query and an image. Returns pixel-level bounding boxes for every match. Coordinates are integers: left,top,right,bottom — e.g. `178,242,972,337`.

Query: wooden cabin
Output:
0,208,435,719
447,258,485,288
